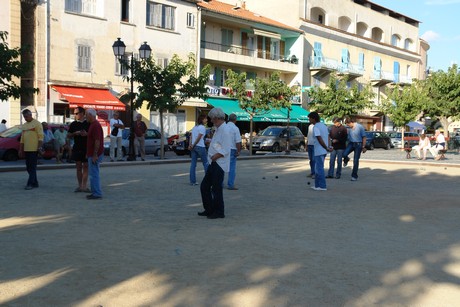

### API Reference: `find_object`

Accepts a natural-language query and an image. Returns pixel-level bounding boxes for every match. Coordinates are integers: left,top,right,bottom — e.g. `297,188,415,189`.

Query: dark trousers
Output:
25,151,39,187
200,161,225,216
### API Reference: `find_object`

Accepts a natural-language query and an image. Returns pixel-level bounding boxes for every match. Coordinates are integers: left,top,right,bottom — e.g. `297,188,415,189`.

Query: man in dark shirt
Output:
133,114,148,161
86,108,104,200
68,107,91,192
327,117,348,179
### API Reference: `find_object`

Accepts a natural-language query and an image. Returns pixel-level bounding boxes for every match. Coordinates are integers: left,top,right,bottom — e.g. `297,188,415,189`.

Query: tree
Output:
130,53,210,159
307,73,375,120
225,70,297,155
380,81,427,148
423,64,460,136
0,31,38,101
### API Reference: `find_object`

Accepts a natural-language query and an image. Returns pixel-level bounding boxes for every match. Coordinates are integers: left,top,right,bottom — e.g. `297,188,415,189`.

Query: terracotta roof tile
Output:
198,0,302,33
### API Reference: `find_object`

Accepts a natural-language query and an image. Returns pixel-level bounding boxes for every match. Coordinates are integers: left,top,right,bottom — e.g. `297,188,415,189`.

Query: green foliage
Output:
307,73,374,120
380,81,427,128
0,31,38,101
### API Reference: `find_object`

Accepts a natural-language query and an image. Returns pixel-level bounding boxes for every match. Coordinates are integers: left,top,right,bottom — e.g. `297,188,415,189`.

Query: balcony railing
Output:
309,56,339,70
201,40,298,64
339,63,364,76
372,71,394,81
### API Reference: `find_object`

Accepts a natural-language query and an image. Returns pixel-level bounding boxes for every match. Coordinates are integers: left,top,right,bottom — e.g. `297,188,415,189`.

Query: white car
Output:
104,128,168,157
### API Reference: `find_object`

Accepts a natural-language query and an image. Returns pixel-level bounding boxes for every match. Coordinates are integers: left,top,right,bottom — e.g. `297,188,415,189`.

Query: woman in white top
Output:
189,114,209,185
413,133,431,160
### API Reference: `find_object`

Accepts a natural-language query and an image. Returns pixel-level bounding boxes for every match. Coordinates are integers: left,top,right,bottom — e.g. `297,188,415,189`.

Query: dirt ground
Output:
1,158,459,306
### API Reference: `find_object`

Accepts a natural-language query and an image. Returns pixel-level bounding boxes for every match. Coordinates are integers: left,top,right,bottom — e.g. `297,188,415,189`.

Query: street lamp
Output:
112,38,151,161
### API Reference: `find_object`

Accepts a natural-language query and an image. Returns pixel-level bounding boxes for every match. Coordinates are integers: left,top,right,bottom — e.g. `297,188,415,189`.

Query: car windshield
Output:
388,132,402,138
0,126,22,138
260,127,283,136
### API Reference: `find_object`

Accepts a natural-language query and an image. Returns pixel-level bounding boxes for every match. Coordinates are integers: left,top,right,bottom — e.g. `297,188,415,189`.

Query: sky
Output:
372,0,460,72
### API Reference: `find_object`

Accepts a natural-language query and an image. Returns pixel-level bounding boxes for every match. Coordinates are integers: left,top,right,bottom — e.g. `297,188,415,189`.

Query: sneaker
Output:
335,176,341,179
326,175,334,179
311,186,327,191
227,186,239,190
343,157,350,167
351,177,358,181
24,185,34,190
190,182,198,186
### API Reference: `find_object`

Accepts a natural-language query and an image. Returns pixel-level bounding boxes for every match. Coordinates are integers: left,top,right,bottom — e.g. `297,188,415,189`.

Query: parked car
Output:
103,128,168,157
251,126,306,154
0,124,68,161
388,131,419,148
364,131,393,150
171,131,191,156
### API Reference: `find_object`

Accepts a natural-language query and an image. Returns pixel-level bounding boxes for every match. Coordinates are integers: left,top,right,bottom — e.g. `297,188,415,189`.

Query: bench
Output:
437,149,447,160
404,147,412,159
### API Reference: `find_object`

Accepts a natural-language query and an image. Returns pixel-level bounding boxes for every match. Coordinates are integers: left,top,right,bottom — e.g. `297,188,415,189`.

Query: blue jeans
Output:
87,154,103,197
190,146,209,184
227,149,238,188
343,142,363,179
314,154,326,189
25,151,39,187
307,145,316,176
328,149,344,177
200,161,225,216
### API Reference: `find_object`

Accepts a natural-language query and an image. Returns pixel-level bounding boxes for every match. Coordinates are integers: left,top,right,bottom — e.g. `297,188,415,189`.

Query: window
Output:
318,15,323,24
115,53,130,76
121,0,130,22
65,0,98,16
186,12,195,28
157,58,169,68
77,45,91,71
221,29,233,50
147,2,175,30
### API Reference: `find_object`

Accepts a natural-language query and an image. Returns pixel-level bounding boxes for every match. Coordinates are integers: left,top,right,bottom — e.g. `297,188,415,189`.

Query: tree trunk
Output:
249,116,254,155
159,109,165,159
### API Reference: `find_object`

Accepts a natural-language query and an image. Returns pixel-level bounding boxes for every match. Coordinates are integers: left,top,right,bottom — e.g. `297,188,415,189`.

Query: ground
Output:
1,158,459,306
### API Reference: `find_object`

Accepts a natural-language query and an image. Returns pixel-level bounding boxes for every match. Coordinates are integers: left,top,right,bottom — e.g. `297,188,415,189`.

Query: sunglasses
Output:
74,112,81,115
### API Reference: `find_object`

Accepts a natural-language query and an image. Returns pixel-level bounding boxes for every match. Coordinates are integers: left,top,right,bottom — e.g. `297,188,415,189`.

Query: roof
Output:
198,0,302,33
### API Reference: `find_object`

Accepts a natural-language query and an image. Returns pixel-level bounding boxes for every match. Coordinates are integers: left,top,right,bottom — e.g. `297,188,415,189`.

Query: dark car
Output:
251,126,306,154
365,131,393,150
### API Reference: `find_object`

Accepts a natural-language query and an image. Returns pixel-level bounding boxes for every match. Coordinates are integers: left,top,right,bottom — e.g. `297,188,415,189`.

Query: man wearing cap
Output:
327,117,348,179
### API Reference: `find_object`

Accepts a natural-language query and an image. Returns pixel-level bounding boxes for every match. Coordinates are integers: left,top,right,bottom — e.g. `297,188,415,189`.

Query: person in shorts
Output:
67,107,90,193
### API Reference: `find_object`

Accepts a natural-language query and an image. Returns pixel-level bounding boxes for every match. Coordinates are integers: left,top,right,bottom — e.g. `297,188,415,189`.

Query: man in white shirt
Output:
226,113,242,190
430,129,446,160
109,112,125,161
0,119,7,133
308,112,331,191
307,122,316,178
198,108,232,219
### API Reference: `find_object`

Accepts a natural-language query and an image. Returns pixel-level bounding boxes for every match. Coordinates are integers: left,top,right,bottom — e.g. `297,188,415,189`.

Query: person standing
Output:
226,113,242,190
342,117,367,181
109,111,125,162
327,117,348,179
53,125,68,163
19,109,44,190
0,119,7,132
308,112,331,191
189,114,209,185
133,114,148,161
42,122,56,159
68,107,90,193
307,122,316,178
198,108,232,219
86,109,104,200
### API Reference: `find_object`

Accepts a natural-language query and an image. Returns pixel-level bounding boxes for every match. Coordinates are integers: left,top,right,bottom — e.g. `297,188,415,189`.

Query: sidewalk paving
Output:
1,153,459,306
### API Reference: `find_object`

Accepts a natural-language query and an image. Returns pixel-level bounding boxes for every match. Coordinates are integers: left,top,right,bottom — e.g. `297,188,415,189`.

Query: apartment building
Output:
218,0,430,131
3,0,202,136
197,0,310,132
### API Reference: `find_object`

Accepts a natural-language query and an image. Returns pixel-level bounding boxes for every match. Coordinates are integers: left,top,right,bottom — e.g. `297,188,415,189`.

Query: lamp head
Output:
139,42,152,59
112,38,126,57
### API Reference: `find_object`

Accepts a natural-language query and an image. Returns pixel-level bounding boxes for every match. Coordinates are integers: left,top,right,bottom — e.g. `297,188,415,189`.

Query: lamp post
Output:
112,38,151,161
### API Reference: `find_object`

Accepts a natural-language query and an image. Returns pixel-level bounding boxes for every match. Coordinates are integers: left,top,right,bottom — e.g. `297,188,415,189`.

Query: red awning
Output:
52,85,126,111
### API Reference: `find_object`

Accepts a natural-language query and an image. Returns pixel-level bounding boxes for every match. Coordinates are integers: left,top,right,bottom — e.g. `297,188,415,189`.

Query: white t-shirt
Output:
208,122,232,172
191,124,206,147
110,118,124,138
313,122,329,156
227,121,242,150
307,123,315,145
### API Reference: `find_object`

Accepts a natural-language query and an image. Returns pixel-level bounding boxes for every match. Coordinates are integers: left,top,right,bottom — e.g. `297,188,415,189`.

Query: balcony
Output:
338,63,364,80
371,71,394,86
398,75,413,85
308,56,339,77
200,41,299,73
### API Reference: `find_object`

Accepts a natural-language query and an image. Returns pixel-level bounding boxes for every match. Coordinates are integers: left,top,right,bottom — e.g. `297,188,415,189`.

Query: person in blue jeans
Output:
226,113,242,190
308,112,331,191
307,123,316,178
85,108,104,199
189,114,209,185
342,117,367,181
327,117,348,179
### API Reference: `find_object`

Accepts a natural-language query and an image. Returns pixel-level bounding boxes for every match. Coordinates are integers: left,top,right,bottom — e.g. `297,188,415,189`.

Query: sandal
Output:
74,187,82,192
82,188,91,193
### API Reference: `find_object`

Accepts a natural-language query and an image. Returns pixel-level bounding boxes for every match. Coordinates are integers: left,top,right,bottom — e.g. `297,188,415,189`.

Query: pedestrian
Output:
189,114,209,185
198,108,232,219
53,125,68,163
133,113,148,161
0,119,7,132
86,108,104,200
342,116,367,181
19,109,44,190
67,107,90,193
109,111,125,162
307,112,331,191
42,122,56,159
307,121,316,178
226,113,242,190
327,117,348,179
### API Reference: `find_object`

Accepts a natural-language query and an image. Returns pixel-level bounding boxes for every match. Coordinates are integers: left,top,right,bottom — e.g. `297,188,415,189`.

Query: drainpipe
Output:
45,0,50,122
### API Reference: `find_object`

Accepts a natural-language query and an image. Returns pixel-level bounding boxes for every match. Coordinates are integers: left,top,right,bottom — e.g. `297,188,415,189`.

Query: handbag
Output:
111,120,119,136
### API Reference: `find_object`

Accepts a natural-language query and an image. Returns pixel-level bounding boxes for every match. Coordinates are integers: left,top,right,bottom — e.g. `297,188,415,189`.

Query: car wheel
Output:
272,143,280,153
4,149,19,161
252,150,257,155
297,142,306,152
369,143,375,150
385,142,391,150
154,148,161,157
